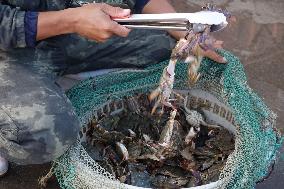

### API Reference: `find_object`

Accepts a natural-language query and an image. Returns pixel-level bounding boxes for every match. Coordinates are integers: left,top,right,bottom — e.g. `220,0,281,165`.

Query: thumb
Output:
100,4,130,18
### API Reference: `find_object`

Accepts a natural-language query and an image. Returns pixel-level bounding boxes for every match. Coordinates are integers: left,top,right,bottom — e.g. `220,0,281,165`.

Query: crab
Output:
149,25,213,115
149,4,233,115
182,97,221,129
181,97,221,146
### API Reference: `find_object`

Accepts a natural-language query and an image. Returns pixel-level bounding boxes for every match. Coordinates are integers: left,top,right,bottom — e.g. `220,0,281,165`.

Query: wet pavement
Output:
1,0,284,188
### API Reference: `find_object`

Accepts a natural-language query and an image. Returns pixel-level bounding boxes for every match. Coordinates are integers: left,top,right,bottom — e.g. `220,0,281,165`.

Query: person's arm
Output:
141,0,226,63
0,3,131,51
142,0,186,40
37,3,131,42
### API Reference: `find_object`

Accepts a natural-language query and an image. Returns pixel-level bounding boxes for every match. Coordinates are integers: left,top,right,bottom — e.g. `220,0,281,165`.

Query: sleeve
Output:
134,0,150,13
24,11,39,48
0,4,27,50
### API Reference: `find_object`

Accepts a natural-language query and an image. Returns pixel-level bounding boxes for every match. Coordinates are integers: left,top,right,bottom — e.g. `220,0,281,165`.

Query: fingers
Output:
213,40,224,49
229,16,237,23
110,22,131,37
99,3,131,37
100,3,130,18
203,49,227,64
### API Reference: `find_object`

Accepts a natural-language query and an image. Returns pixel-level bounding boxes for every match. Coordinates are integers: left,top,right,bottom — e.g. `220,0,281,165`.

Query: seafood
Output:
188,55,202,86
201,159,215,171
182,97,221,129
87,95,234,188
116,142,129,162
184,126,200,147
180,147,195,161
201,163,224,184
148,25,208,114
158,110,177,146
128,129,137,138
143,134,152,143
151,174,189,188
128,142,142,159
149,3,234,115
128,163,152,187
205,129,235,155
125,96,141,114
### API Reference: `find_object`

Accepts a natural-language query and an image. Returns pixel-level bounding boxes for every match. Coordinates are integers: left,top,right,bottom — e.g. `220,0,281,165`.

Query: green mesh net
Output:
53,50,282,189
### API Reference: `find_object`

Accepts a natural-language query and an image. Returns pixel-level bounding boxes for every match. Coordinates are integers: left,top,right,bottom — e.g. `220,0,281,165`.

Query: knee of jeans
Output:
22,109,81,164
0,104,81,165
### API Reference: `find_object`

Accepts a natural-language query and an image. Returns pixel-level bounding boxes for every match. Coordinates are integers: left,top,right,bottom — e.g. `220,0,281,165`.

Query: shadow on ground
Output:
1,0,283,188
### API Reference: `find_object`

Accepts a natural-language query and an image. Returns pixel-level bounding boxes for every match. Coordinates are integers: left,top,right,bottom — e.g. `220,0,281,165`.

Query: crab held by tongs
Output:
116,4,233,114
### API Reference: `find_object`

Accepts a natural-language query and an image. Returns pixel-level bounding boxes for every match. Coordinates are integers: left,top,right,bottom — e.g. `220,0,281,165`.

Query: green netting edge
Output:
53,50,283,189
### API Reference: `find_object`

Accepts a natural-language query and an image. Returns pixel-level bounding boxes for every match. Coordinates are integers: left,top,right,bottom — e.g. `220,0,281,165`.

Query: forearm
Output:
142,0,186,39
142,0,175,13
37,9,76,41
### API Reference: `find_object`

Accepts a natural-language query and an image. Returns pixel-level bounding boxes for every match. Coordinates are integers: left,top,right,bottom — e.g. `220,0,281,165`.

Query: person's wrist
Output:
61,8,79,34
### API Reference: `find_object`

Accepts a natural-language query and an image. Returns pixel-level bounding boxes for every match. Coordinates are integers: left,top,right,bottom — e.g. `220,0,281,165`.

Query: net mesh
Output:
53,50,282,189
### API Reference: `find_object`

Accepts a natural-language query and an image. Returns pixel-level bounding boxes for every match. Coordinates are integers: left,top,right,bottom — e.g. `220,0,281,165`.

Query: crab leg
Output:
158,109,177,146
149,57,178,114
149,36,190,114
188,46,203,86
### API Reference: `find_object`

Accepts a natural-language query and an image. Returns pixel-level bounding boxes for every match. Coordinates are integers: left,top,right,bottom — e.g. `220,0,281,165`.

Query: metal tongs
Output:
114,11,228,33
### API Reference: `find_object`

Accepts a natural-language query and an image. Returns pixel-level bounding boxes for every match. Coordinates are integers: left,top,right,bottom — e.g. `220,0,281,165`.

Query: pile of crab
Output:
84,95,234,188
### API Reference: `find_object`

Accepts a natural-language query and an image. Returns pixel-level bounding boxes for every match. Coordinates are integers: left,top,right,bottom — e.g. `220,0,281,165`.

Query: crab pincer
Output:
116,142,129,162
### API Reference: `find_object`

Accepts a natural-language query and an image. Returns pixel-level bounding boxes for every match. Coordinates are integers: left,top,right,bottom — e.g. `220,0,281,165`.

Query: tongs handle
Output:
116,22,189,31
114,12,228,32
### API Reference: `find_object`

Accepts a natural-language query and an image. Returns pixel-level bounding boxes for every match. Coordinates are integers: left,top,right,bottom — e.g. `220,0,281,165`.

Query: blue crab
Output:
149,4,233,114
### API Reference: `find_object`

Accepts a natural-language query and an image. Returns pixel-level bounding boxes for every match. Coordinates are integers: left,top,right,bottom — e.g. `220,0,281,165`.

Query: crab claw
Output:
162,100,175,109
151,97,162,115
185,126,200,145
188,47,203,86
188,71,201,86
116,142,129,162
149,88,161,102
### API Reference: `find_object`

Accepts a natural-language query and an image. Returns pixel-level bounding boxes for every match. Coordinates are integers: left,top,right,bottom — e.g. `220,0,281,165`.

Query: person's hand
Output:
71,3,131,42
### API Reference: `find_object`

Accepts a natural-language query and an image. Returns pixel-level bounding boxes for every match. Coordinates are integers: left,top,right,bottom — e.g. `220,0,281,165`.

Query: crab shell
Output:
116,142,129,161
185,110,204,128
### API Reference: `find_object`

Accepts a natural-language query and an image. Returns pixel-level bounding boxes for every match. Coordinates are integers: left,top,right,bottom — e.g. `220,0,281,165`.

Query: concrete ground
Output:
1,0,283,188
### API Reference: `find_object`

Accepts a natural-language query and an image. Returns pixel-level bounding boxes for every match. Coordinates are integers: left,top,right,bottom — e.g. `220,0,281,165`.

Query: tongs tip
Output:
210,22,228,32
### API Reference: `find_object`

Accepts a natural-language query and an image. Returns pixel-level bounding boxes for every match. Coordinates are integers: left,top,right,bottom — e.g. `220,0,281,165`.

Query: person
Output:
0,0,226,176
